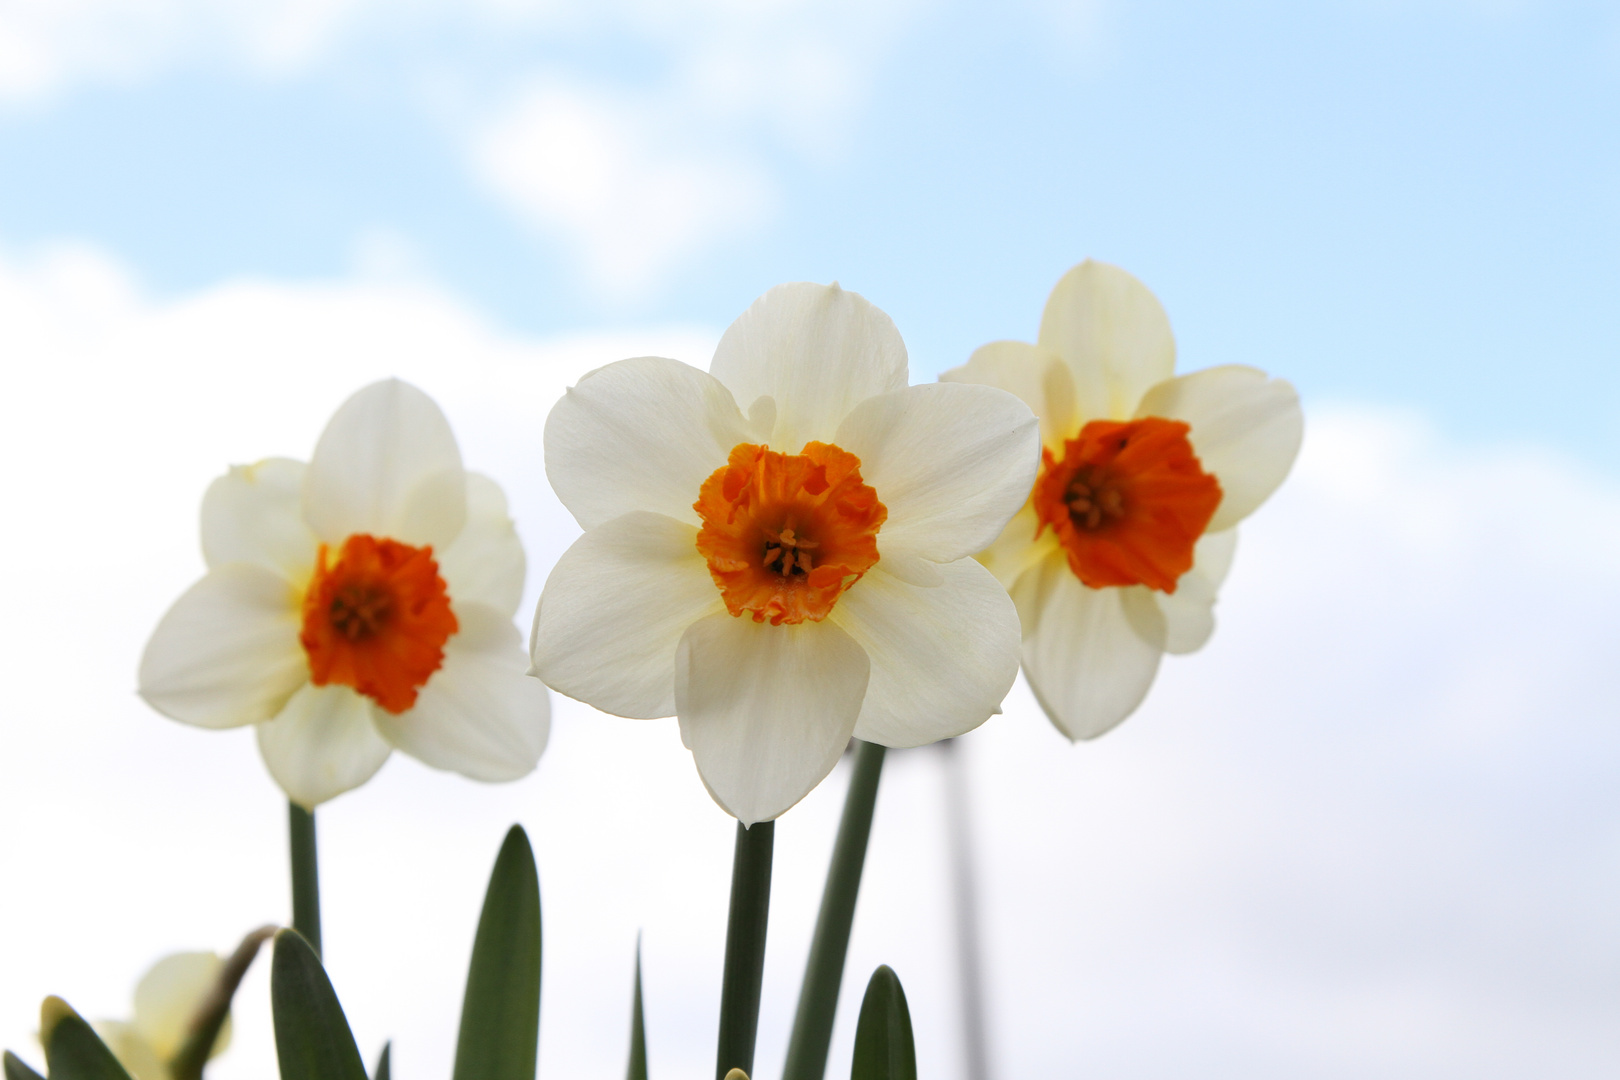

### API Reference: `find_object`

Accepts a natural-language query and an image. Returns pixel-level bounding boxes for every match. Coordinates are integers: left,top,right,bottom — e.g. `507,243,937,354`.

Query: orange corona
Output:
695,442,886,625
1033,417,1222,593
299,533,458,713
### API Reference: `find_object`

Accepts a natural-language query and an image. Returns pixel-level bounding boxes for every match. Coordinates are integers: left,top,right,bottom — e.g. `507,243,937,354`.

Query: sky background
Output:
0,1,1617,1078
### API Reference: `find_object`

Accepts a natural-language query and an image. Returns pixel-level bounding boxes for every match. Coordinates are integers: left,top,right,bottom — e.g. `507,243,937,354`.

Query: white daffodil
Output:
943,260,1303,740
532,283,1039,825
140,379,549,807
93,952,227,1080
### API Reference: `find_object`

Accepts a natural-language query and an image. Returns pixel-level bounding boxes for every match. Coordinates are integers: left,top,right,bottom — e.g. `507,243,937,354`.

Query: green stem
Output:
940,737,990,1080
781,740,887,1080
288,802,322,958
627,943,647,1080
715,819,775,1080
169,925,277,1080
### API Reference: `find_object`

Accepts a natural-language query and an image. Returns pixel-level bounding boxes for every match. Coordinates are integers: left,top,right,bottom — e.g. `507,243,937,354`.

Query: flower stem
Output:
715,819,775,1080
780,739,887,1080
287,802,322,958
940,737,991,1080
169,925,277,1080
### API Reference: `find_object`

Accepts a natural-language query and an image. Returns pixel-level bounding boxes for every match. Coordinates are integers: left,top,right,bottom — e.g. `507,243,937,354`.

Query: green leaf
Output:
372,1043,391,1080
4,1050,46,1080
452,825,542,1080
270,929,368,1080
626,941,647,1080
38,998,133,1080
850,967,916,1080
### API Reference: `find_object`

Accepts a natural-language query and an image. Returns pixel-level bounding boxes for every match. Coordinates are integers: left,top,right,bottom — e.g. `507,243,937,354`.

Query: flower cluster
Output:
134,267,1298,818
7,262,1303,1080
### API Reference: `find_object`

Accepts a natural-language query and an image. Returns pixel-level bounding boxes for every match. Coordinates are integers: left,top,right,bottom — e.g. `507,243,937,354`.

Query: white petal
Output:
132,952,222,1061
940,339,1078,450
1135,365,1303,533
303,379,467,550
256,683,393,809
1012,554,1166,740
93,1023,167,1080
675,613,869,825
975,501,1057,591
544,356,752,530
436,472,525,618
139,565,306,730
831,560,1020,747
875,550,945,588
709,282,908,451
1154,527,1239,655
1038,260,1176,421
383,603,549,782
200,458,318,579
531,511,722,719
834,382,1040,564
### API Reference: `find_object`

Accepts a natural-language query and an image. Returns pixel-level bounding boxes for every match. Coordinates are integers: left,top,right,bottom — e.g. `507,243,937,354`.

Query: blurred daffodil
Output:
140,380,549,807
944,260,1303,739
533,283,1039,824
92,953,227,1080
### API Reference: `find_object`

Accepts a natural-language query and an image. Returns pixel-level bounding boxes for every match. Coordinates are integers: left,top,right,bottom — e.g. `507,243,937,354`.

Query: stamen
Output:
695,442,886,625
300,534,457,712
1032,417,1221,593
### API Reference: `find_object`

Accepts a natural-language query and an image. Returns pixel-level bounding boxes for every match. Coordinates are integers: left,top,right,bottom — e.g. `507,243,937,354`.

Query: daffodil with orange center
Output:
139,380,549,808
532,282,1040,824
943,260,1304,739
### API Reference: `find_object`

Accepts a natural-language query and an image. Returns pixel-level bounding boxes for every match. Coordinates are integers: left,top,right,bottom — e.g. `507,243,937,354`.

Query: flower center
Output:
299,533,458,713
695,442,886,625
1032,417,1222,593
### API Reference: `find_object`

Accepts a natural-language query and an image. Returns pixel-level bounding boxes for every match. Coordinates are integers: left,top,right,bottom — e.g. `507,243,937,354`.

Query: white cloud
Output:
454,0,926,296
471,83,773,297
0,245,1614,1078
0,0,934,295
0,0,367,100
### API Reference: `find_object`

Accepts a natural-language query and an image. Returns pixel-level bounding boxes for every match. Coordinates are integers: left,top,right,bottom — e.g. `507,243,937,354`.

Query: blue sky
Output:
1,0,1616,464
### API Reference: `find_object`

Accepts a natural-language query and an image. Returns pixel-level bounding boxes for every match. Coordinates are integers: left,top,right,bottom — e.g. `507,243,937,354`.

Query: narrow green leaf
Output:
850,967,916,1080
270,929,367,1080
452,825,542,1080
626,941,647,1080
39,998,133,1080
372,1043,391,1080
4,1050,45,1080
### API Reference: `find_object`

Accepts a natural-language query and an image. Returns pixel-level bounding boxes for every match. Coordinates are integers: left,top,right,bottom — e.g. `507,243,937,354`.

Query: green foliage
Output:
627,944,647,1080
3,1050,45,1080
38,999,133,1080
270,930,368,1080
371,1043,391,1080
452,825,542,1080
850,967,916,1080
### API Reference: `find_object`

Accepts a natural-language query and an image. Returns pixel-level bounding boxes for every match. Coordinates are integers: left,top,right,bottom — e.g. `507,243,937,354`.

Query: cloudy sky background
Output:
0,1,1616,1077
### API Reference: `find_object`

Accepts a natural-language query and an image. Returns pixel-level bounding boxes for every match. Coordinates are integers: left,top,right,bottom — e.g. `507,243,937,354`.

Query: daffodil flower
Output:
943,260,1303,739
532,283,1039,824
140,380,549,807
93,952,227,1080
